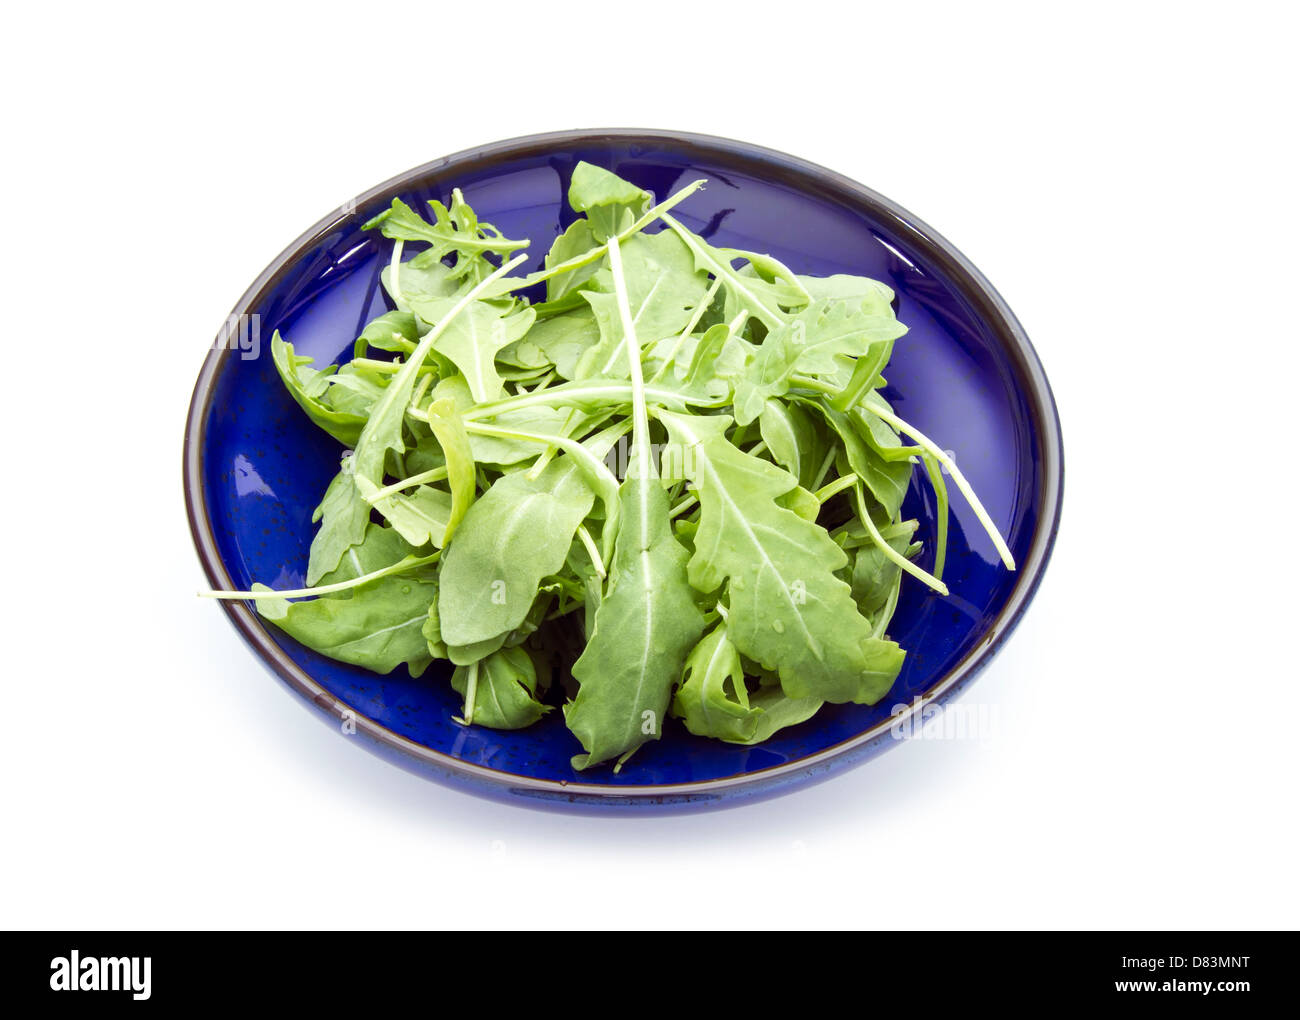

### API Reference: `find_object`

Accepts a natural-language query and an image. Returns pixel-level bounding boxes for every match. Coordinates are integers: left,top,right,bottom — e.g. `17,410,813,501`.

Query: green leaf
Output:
568,162,652,241
425,398,476,544
453,646,550,729
422,598,446,658
656,409,904,705
271,332,369,446
672,622,822,744
544,219,602,300
355,477,451,548
349,248,526,491
798,396,914,520
573,230,709,378
257,525,437,677
436,454,598,647
305,456,370,586
851,518,919,619
758,399,818,486
662,213,809,330
355,310,419,357
405,296,534,404
565,468,706,769
797,273,895,303
730,296,907,425
364,190,528,284
526,307,601,380
466,405,574,465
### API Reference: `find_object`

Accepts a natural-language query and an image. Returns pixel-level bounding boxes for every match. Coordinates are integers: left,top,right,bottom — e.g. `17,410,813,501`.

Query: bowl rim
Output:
184,127,1064,802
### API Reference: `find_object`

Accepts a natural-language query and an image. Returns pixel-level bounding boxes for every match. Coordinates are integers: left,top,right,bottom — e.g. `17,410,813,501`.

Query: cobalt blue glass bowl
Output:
184,129,1063,812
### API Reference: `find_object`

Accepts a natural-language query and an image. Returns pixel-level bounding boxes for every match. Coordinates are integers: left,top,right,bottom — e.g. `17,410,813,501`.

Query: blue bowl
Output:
184,130,1063,812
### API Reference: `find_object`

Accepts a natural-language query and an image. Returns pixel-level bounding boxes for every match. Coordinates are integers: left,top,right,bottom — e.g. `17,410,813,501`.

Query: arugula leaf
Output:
364,189,528,284
305,456,370,586
355,478,451,549
573,230,709,379
452,646,550,729
436,454,599,648
656,408,904,705
271,332,370,446
672,622,822,744
565,235,707,770
544,219,602,300
350,253,525,489
526,307,601,380
355,310,419,357
661,213,809,330
425,398,476,544
256,524,437,677
850,517,919,620
407,296,535,403
758,399,819,488
797,396,914,520
568,162,652,241
729,296,907,425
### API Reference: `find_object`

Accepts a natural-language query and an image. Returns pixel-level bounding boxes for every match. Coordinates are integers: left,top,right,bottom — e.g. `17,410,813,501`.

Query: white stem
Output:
389,239,404,304
576,523,606,579
607,235,654,478
461,420,620,494
856,402,1016,570
855,484,948,596
201,552,440,600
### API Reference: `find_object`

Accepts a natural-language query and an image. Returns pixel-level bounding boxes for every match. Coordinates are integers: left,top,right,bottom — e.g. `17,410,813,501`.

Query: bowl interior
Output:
197,136,1047,787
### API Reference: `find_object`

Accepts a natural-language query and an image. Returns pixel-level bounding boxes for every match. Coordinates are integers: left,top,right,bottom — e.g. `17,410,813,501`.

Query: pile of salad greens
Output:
206,163,1015,771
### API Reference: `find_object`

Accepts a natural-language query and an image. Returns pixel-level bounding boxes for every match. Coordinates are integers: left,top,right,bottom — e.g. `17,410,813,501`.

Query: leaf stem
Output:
460,661,479,725
363,467,449,504
492,179,707,296
576,523,606,579
390,239,404,305
814,474,857,504
668,494,699,520
649,276,723,383
855,401,1016,570
607,235,653,471
810,446,838,491
200,552,441,601
459,380,703,421
461,420,621,494
854,484,948,596
351,358,436,375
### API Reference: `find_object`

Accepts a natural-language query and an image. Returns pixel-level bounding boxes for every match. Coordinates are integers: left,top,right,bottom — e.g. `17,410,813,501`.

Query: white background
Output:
2,1,1296,930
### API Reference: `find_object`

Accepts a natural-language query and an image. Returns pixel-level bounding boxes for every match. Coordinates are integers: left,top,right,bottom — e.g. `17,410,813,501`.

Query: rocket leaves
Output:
255,524,438,677
271,332,370,446
436,452,600,648
564,235,706,770
656,409,905,705
672,622,822,744
206,162,1015,769
568,162,652,242
364,189,529,285
453,646,550,729
728,295,909,426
